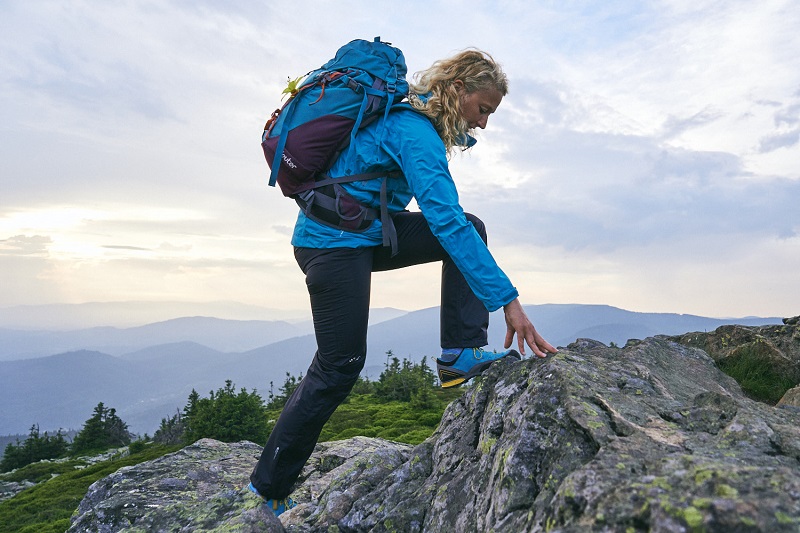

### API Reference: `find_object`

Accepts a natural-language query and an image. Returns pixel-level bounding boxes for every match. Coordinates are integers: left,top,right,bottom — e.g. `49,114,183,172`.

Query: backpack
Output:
261,37,409,254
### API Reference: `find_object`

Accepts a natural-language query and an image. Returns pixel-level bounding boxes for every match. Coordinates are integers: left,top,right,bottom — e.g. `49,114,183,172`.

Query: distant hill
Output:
0,308,408,361
0,304,783,436
0,301,311,329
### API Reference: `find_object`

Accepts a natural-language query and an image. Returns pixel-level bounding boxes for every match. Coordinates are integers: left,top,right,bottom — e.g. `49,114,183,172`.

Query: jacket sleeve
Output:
384,112,519,311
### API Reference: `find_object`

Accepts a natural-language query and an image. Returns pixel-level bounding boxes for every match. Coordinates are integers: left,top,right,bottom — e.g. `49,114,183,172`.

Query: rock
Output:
778,385,800,409
70,336,800,532
67,439,283,532
670,320,800,403
0,479,36,503
671,321,800,381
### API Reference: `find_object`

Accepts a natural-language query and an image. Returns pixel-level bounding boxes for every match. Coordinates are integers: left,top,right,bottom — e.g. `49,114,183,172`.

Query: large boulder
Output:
67,439,283,532
70,335,800,532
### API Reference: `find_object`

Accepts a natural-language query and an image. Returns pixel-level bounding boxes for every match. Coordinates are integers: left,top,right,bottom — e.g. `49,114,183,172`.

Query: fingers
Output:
502,299,557,358
526,329,557,358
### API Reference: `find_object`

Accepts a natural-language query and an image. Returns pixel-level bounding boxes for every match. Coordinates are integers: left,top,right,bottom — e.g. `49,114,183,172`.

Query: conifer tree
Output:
182,381,269,444
0,424,69,472
71,402,131,455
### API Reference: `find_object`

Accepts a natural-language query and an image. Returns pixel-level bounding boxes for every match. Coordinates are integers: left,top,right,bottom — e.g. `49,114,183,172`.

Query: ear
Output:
453,79,465,93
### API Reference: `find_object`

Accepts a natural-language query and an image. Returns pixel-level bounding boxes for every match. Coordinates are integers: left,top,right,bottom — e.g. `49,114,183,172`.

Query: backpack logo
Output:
281,153,297,169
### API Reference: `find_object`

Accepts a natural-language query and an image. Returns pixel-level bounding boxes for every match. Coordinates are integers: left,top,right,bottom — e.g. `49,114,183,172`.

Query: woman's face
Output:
457,82,503,130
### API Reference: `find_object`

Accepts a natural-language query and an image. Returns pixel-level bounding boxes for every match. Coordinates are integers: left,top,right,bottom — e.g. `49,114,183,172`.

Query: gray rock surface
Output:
67,439,283,532
70,334,800,532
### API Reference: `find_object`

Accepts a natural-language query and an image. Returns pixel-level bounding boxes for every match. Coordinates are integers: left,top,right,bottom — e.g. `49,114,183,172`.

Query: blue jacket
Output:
291,106,519,311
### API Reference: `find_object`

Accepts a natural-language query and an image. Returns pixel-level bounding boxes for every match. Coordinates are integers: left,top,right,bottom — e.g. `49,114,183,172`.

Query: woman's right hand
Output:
503,298,557,358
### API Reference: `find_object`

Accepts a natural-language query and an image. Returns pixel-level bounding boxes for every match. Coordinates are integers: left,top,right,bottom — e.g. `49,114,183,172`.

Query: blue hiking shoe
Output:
436,348,521,388
248,482,296,517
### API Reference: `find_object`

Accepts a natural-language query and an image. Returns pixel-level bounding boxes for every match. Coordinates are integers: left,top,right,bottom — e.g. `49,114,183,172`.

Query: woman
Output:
250,48,556,515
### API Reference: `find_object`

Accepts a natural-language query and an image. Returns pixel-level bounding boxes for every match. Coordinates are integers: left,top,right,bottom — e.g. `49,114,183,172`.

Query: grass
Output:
0,444,181,533
268,387,464,446
1,459,88,484
717,345,797,404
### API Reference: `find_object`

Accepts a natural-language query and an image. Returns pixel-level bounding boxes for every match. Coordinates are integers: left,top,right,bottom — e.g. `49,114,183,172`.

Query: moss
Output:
480,437,497,455
715,484,738,498
580,401,599,417
682,505,704,531
694,469,714,484
776,511,799,524
691,497,712,509
649,477,672,491
544,473,559,491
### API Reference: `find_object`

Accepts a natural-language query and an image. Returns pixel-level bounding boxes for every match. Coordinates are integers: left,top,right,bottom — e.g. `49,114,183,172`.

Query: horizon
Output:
0,299,791,331
1,1,798,320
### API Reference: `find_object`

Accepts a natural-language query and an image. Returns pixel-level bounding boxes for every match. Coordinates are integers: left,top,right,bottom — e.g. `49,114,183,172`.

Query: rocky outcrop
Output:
0,478,35,503
670,317,800,394
70,334,800,532
67,439,282,532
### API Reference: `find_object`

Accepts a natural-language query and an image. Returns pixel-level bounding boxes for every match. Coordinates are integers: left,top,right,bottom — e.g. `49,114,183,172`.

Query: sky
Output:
1,0,798,323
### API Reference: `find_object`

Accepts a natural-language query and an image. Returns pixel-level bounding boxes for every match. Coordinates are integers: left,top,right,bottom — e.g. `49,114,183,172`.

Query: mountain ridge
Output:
0,304,784,436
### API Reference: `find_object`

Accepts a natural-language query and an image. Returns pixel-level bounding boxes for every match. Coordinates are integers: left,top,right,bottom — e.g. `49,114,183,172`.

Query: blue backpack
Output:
261,37,409,254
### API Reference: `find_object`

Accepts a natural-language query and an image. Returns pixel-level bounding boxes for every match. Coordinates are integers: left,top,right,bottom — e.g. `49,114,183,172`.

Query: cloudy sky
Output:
1,0,798,323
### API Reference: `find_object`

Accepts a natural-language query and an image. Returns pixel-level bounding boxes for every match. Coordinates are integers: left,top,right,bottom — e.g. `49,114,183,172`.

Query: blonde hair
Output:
408,49,508,153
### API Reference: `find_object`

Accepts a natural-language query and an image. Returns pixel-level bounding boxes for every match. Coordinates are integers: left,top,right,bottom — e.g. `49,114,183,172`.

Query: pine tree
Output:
0,424,69,472
182,381,270,444
70,402,131,455
153,409,185,445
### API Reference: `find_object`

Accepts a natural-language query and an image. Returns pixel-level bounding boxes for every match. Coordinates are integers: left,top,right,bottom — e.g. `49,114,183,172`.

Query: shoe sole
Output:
439,350,521,388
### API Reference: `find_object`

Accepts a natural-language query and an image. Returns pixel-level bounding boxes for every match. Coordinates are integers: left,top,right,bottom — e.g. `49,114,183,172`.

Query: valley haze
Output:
0,301,784,439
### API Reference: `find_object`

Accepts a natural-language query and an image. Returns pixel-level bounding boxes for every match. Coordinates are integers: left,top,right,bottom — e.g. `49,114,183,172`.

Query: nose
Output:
477,116,488,129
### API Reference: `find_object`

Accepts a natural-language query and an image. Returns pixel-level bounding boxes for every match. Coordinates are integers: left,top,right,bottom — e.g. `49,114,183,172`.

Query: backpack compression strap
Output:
295,171,403,256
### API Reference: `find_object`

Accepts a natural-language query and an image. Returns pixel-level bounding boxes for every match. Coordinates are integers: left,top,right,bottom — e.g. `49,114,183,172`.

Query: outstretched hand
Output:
503,298,557,358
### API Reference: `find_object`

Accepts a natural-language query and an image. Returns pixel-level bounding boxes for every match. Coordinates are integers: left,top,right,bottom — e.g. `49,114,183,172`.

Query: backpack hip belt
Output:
295,171,403,254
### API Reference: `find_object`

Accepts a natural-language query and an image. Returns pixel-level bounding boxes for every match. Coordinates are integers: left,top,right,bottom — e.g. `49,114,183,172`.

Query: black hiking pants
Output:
250,211,490,499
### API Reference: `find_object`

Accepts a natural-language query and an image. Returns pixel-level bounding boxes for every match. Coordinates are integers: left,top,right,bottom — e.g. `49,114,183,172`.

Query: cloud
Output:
757,98,800,152
1,0,798,317
101,245,152,252
0,235,52,256
758,129,800,153
660,108,725,140
458,79,800,256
